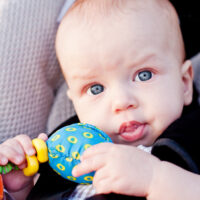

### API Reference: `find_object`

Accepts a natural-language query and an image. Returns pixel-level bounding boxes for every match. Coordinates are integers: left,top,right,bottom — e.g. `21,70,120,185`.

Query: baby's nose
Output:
111,89,138,113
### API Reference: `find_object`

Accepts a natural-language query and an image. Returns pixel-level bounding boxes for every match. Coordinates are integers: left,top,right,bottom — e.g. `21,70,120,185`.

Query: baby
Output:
56,0,192,147
0,0,197,200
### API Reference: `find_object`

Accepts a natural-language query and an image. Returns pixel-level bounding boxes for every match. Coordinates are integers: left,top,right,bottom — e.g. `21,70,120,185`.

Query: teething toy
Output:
47,123,112,184
32,138,48,163
0,138,48,176
23,155,39,176
23,138,48,176
0,123,112,184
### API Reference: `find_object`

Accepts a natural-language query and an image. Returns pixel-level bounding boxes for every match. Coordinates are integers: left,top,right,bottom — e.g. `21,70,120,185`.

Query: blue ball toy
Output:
46,123,112,184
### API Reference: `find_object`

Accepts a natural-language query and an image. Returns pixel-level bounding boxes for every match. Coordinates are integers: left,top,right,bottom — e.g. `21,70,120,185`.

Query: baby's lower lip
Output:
119,121,146,142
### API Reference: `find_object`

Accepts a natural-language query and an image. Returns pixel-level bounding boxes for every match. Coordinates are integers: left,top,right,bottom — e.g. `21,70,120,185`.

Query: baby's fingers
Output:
94,178,113,194
0,144,24,165
72,154,105,177
37,133,48,141
15,134,36,156
82,143,113,160
0,152,8,165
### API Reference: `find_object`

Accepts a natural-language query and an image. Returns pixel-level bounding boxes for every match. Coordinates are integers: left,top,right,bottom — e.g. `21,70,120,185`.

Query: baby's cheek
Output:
153,107,182,137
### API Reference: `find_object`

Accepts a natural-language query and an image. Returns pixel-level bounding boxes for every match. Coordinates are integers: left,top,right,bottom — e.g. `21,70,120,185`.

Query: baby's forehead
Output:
56,0,185,66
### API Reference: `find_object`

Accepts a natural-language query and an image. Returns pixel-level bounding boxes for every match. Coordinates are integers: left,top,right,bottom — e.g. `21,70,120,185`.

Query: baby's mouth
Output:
119,121,146,142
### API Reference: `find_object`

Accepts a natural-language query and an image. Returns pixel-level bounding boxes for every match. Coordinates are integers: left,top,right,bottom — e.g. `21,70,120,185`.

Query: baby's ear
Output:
181,60,193,105
67,89,72,100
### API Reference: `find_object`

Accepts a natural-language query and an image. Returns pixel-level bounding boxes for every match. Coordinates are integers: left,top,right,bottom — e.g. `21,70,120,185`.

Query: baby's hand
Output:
72,143,160,197
0,133,48,193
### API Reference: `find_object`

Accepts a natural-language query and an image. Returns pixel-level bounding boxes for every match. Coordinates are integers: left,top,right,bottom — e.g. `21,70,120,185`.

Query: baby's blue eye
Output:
87,84,104,95
135,70,153,81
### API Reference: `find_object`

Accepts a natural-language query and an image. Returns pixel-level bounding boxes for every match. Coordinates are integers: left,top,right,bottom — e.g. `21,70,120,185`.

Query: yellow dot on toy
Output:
67,136,78,144
66,157,73,162
56,145,65,152
49,154,59,159
98,133,106,140
84,144,91,150
53,169,61,175
83,126,92,130
84,176,93,181
72,152,80,160
57,163,65,171
67,176,76,181
83,132,93,138
78,123,85,125
51,134,60,141
65,127,77,131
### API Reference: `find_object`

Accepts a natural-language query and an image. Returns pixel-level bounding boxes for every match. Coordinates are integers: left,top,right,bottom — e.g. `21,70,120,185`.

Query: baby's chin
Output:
111,136,152,147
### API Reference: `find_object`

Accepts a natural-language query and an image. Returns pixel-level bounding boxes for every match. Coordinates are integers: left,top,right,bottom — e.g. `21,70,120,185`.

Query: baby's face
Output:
57,0,193,146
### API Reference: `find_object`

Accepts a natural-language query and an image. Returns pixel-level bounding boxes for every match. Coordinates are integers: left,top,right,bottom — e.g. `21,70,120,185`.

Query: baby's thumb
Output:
37,133,48,141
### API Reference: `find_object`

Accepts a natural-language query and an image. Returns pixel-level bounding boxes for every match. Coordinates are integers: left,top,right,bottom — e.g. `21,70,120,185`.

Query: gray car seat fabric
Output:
0,0,75,142
47,82,75,133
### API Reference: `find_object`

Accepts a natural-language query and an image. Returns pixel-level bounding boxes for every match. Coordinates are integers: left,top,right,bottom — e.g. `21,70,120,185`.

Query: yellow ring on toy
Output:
84,176,93,181
49,154,59,159
23,155,39,176
57,163,65,171
51,134,60,142
66,127,77,131
32,138,49,163
84,144,91,150
23,138,48,176
66,157,73,162
83,132,93,138
72,152,80,160
56,144,65,153
67,136,78,144
67,176,76,181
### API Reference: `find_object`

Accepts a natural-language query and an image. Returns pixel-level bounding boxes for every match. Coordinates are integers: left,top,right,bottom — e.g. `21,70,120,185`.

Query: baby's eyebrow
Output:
72,73,98,80
129,54,157,67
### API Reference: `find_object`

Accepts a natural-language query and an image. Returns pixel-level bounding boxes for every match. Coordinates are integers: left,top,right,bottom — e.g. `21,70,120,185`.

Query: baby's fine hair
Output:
65,0,178,22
